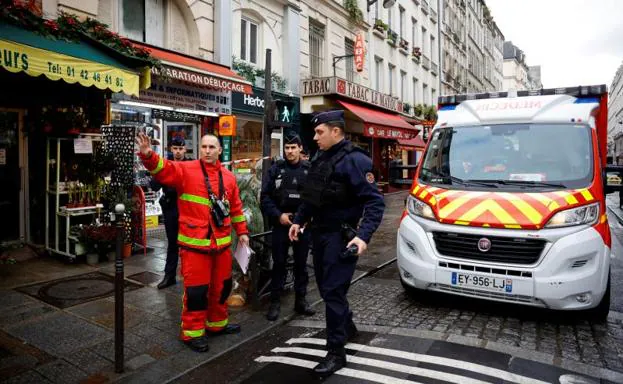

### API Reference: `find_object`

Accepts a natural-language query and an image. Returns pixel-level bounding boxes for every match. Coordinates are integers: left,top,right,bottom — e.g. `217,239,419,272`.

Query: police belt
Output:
310,220,358,233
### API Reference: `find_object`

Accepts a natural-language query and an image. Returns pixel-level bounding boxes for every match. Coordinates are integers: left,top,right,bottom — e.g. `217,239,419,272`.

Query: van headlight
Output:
545,203,599,228
406,195,436,221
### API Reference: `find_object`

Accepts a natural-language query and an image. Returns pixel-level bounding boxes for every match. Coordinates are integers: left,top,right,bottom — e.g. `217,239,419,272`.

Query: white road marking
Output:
272,346,493,384
255,355,425,384
285,338,550,384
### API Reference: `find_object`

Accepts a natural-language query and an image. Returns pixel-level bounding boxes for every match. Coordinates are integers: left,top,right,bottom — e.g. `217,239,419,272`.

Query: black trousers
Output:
163,207,179,276
270,225,310,298
312,230,356,350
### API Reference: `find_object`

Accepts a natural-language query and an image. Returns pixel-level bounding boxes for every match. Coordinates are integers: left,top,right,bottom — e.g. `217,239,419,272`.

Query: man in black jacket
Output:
260,133,315,321
152,136,188,289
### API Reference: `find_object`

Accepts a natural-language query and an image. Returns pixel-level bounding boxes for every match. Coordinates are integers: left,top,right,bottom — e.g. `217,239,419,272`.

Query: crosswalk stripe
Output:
255,355,425,384
272,347,492,384
285,338,549,384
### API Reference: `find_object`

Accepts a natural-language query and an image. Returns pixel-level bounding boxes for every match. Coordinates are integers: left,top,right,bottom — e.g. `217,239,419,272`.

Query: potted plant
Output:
81,224,117,263
414,104,424,117
387,30,398,46
373,18,388,33
403,103,412,115
399,37,409,50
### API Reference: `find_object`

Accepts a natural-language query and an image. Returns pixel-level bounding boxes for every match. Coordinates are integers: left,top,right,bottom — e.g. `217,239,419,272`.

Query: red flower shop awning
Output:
337,100,418,140
133,42,252,95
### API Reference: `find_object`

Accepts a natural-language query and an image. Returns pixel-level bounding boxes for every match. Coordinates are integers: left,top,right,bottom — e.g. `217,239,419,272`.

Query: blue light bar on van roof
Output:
438,84,607,106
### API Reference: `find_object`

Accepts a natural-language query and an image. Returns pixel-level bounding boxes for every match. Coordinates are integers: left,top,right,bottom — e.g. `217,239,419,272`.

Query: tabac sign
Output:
301,77,404,114
354,32,365,72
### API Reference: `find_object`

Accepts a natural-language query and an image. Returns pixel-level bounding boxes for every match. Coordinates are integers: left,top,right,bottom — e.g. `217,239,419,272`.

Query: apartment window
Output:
345,38,355,82
309,20,325,77
241,18,259,64
400,70,407,101
399,6,405,37
120,0,145,41
423,83,429,104
412,77,419,105
388,63,395,95
432,88,437,105
421,26,427,54
375,57,383,91
411,18,417,47
430,35,436,63
387,6,392,30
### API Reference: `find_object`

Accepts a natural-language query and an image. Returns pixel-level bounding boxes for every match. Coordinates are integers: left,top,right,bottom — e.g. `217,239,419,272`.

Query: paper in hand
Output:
234,243,254,274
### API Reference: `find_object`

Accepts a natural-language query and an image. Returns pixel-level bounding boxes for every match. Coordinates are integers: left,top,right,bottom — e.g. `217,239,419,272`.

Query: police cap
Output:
284,132,302,146
170,136,185,146
310,110,344,129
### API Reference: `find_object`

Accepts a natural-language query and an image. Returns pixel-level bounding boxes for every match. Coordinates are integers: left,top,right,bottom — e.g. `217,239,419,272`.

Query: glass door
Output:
0,110,25,242
164,122,197,160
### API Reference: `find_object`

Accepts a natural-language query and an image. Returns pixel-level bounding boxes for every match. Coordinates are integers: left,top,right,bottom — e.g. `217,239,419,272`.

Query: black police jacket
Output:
293,139,385,243
261,159,310,222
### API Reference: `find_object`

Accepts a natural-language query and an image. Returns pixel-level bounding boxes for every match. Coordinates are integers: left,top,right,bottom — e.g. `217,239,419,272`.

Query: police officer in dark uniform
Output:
261,133,315,321
152,136,188,289
289,110,385,377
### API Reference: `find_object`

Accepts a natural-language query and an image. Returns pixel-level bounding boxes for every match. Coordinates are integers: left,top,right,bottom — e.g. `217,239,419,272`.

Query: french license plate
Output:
451,272,513,293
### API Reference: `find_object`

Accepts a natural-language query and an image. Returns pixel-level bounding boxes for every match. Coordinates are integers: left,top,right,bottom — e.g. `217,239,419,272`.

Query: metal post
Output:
114,203,125,373
262,49,273,232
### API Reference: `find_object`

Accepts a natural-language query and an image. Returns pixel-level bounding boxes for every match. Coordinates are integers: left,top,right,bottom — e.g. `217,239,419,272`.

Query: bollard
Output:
113,203,125,373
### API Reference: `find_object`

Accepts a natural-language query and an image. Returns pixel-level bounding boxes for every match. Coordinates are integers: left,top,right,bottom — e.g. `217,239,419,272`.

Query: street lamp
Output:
367,0,396,12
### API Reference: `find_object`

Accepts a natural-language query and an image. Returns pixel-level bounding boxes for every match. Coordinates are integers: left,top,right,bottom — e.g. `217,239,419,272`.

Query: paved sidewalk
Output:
0,238,316,384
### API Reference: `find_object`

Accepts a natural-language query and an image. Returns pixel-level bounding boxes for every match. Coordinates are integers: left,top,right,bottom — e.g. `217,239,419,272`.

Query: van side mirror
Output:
604,165,623,194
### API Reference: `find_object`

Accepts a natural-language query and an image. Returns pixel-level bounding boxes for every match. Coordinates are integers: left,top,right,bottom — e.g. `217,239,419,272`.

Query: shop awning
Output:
0,23,147,96
397,136,427,151
337,100,418,140
133,42,253,94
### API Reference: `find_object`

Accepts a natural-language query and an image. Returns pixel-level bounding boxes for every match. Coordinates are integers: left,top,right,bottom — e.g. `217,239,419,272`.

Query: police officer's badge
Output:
365,172,375,183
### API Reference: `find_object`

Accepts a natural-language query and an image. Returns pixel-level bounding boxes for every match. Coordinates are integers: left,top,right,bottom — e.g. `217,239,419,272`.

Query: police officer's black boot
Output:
266,298,281,321
313,347,347,377
294,295,315,316
183,335,210,353
346,320,359,341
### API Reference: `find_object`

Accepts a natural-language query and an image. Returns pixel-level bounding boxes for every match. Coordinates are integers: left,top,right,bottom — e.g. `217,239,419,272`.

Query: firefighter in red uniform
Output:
136,133,250,353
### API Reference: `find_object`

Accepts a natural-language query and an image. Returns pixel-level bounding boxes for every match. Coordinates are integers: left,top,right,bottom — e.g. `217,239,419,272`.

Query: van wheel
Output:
583,273,611,322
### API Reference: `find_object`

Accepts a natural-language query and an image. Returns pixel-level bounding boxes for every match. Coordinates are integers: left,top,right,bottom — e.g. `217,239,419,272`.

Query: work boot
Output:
294,295,315,316
208,323,241,336
266,300,281,321
157,274,176,289
183,335,210,353
346,320,359,341
313,348,347,378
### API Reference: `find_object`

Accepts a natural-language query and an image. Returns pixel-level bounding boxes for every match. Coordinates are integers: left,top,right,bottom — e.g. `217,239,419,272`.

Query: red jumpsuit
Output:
139,152,248,341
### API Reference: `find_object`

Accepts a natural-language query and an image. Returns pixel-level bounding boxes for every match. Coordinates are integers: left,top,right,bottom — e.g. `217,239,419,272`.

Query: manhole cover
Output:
16,272,142,309
127,271,163,285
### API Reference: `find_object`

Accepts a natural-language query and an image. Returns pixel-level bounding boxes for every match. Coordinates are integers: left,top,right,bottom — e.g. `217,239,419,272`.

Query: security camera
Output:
383,0,396,8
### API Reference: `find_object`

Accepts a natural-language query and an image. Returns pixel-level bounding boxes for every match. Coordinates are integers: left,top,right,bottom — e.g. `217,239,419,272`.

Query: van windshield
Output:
418,124,593,190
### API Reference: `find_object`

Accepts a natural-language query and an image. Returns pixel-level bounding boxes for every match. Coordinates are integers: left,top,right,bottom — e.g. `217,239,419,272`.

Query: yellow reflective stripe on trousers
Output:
180,193,212,207
183,329,205,338
231,215,246,223
178,234,211,246
150,157,164,175
215,235,231,246
206,318,228,328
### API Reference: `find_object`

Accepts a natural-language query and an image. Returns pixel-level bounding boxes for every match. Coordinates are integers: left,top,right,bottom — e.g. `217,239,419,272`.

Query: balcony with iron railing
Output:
422,55,431,70
430,8,438,23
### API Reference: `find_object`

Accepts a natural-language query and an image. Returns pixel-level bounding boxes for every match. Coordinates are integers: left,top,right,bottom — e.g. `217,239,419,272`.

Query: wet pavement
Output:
2,190,623,383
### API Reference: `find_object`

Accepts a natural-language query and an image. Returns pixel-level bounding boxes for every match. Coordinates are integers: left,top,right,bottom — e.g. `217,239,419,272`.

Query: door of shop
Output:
0,109,25,243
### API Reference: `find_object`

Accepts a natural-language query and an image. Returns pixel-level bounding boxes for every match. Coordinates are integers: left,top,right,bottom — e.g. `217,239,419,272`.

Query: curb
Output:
607,204,623,225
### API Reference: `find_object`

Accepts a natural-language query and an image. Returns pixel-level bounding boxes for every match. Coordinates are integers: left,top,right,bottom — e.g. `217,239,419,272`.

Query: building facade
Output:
528,65,543,89
502,41,531,91
608,63,623,164
440,0,503,96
